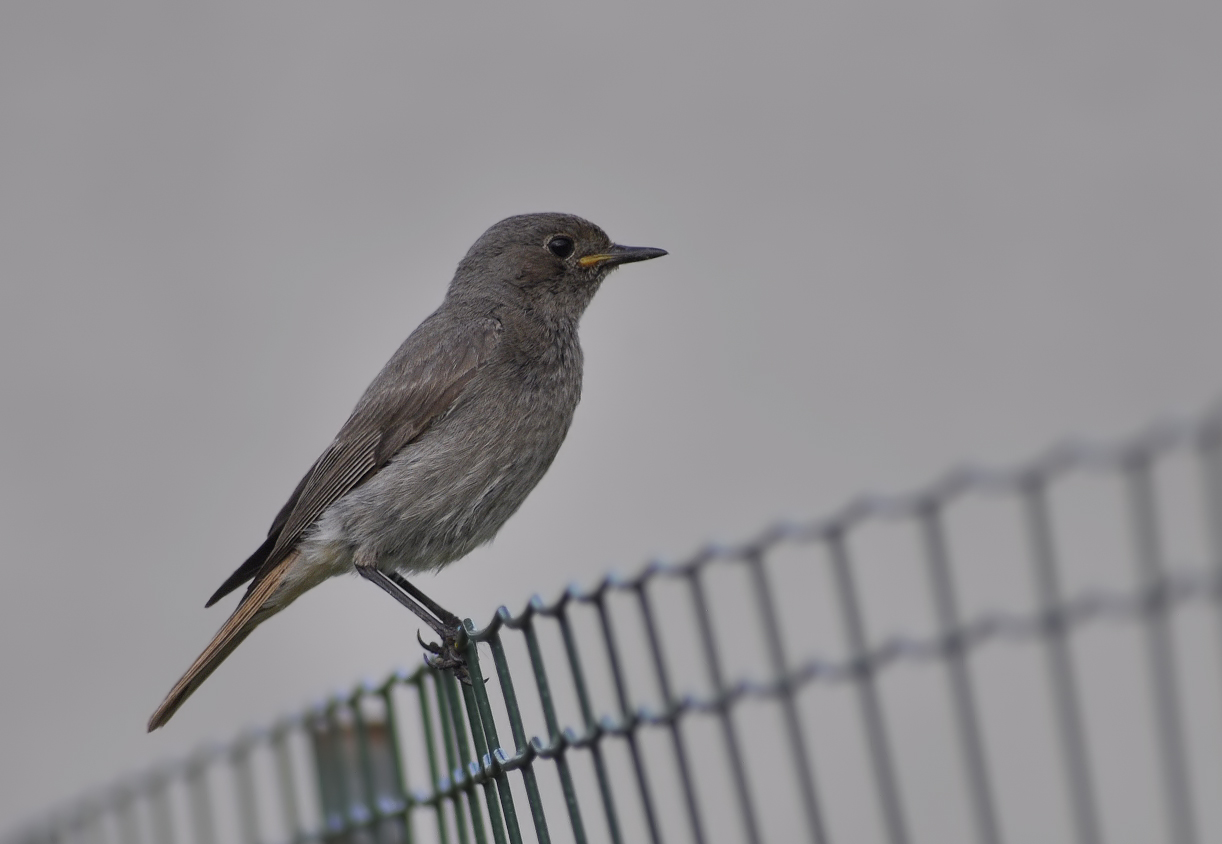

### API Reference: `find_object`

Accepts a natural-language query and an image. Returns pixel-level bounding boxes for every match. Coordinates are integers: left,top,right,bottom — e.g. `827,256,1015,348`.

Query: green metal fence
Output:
9,404,1222,844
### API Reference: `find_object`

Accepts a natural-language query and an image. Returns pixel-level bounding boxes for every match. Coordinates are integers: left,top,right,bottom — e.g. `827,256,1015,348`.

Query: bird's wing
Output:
205,313,503,607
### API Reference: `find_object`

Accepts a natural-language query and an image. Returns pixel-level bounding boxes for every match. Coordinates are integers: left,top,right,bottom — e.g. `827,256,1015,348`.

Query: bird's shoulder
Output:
357,307,504,415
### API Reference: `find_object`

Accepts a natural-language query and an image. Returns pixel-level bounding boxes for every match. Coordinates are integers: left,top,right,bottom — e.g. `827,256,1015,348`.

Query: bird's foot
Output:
417,626,472,685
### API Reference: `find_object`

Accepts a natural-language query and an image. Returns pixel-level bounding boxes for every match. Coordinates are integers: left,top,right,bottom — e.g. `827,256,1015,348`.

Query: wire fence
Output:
9,403,1222,844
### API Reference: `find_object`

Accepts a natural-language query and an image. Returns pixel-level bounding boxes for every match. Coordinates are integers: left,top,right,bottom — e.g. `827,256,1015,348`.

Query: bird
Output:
147,212,666,731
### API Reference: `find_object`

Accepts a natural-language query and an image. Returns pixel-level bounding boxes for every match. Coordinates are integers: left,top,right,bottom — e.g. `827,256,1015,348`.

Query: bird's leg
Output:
356,565,450,638
384,571,462,628
355,564,470,682
385,571,470,672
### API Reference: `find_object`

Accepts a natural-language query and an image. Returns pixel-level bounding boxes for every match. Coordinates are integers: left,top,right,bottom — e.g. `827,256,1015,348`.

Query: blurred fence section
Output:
9,403,1222,844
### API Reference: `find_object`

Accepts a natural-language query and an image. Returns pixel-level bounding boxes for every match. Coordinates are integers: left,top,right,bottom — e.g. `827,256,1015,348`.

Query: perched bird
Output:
148,213,666,730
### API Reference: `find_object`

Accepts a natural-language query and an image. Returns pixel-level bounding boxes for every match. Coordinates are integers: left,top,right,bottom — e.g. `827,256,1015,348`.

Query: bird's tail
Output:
147,552,299,731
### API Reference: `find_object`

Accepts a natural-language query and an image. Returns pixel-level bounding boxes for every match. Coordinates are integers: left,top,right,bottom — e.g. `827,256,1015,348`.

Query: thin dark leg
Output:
356,565,471,680
357,565,452,637
385,570,462,626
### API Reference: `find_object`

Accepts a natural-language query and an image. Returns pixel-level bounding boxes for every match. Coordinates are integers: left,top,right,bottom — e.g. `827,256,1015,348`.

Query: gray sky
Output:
2,2,1222,837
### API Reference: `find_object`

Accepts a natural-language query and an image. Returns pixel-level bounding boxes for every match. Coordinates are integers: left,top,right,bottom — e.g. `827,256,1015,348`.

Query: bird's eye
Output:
547,235,575,259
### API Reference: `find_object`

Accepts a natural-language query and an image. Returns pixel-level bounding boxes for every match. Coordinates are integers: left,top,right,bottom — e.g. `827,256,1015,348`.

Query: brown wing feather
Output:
203,314,502,605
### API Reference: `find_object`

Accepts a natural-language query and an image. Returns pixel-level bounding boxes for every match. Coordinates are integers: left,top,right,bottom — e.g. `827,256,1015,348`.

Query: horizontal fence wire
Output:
8,402,1222,844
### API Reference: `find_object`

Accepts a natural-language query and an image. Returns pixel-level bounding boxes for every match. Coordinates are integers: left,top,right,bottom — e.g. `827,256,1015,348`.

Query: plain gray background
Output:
3,2,1222,837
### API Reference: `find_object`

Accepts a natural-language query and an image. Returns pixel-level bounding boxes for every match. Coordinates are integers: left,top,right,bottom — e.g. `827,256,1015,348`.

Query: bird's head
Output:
448,212,666,319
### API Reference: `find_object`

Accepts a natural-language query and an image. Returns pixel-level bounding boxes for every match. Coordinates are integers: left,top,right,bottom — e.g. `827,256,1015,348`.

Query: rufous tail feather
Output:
147,552,297,731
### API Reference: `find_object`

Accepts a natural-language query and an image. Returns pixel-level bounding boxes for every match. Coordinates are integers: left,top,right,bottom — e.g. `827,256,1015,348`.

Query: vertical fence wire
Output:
826,530,909,844
637,581,707,844
458,638,517,844
487,627,553,844
1202,422,1222,731
917,503,1003,844
433,672,472,844
746,549,829,844
1020,477,1102,844
379,680,415,844
232,743,260,844
1124,454,1198,844
271,725,304,844
10,406,1222,844
593,592,664,844
416,675,452,844
146,779,174,844
688,567,764,844
185,759,217,844
441,671,489,844
514,614,586,844
556,601,624,844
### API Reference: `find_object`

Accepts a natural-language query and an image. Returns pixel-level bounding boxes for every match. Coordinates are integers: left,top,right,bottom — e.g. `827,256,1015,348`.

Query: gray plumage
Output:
148,212,666,731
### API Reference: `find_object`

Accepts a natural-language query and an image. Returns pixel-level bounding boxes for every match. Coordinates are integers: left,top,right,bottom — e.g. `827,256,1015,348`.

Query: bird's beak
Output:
579,244,668,268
